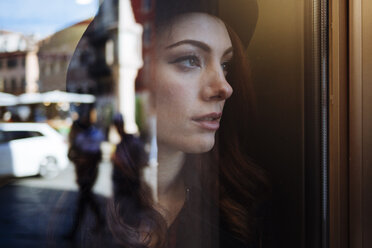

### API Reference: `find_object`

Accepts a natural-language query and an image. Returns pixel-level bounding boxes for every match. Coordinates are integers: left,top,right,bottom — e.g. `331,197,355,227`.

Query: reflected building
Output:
67,0,154,133
0,31,39,95
66,0,119,131
38,19,92,93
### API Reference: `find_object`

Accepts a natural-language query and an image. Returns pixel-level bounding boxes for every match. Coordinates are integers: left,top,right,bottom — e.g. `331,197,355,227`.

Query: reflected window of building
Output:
7,58,18,68
3,79,7,92
44,64,51,76
11,78,17,92
21,56,26,67
54,61,61,74
2,59,6,69
21,77,26,91
0,78,4,91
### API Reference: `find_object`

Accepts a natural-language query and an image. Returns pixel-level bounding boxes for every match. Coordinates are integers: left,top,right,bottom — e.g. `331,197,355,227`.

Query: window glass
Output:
0,1,329,247
7,58,18,68
3,79,7,92
3,131,43,142
11,78,17,92
21,77,26,91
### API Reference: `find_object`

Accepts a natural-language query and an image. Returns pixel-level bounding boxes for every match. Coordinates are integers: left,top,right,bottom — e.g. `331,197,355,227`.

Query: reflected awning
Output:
17,91,95,104
17,92,43,104
0,92,17,106
41,90,95,103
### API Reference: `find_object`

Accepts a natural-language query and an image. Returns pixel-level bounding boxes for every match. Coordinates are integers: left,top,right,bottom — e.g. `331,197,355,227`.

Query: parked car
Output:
0,123,69,178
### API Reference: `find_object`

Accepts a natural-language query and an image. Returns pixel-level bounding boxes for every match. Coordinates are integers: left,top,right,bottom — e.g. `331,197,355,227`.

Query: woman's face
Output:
152,13,233,153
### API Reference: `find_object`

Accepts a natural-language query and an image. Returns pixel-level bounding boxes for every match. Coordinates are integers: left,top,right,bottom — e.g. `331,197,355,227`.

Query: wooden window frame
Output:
329,0,349,247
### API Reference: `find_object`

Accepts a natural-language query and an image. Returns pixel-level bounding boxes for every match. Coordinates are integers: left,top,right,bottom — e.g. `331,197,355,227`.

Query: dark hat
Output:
153,0,258,47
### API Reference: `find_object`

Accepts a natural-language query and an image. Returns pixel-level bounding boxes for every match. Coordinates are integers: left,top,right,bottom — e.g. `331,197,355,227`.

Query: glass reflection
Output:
104,0,269,248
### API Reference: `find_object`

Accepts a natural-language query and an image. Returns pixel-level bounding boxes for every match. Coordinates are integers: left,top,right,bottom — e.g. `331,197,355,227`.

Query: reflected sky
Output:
0,0,99,38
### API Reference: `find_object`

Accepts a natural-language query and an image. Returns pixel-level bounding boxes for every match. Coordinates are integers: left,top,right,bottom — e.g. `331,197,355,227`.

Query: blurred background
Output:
0,1,114,247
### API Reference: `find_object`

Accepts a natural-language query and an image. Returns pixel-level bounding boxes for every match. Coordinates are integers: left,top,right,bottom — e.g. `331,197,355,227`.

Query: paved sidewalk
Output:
0,162,117,248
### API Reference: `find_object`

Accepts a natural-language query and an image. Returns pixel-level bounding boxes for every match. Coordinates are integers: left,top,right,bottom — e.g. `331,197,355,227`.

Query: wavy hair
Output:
108,0,269,247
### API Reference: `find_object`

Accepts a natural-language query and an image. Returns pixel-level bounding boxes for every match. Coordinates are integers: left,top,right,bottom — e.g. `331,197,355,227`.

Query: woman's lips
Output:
192,112,222,131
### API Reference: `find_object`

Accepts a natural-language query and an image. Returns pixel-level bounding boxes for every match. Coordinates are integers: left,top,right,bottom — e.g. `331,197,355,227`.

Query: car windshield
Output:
0,130,43,142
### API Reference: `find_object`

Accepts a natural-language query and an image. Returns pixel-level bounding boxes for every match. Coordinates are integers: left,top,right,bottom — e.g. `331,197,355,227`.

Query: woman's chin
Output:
158,134,216,154
182,137,215,154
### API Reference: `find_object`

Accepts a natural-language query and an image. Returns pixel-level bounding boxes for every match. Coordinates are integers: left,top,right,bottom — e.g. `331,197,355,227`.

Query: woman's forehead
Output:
157,12,232,50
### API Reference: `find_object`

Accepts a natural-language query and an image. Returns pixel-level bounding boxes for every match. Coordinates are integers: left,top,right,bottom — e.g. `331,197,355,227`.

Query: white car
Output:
0,123,69,178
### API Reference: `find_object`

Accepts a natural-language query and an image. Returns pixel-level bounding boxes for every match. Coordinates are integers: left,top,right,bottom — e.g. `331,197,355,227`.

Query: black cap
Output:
154,0,258,48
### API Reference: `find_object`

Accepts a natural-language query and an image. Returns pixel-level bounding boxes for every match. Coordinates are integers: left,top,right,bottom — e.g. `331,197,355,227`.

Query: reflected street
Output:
0,160,115,248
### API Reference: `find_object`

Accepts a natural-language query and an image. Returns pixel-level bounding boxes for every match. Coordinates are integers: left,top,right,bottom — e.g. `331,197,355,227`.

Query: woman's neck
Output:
156,143,186,226
157,145,185,195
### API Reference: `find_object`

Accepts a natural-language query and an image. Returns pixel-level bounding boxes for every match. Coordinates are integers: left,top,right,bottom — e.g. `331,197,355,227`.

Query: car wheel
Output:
39,156,60,179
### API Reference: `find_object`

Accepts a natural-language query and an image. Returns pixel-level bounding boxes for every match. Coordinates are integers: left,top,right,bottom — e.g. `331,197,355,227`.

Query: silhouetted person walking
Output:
110,113,147,197
67,107,105,239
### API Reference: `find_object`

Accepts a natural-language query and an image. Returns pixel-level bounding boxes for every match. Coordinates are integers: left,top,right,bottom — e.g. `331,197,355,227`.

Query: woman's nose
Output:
202,65,233,101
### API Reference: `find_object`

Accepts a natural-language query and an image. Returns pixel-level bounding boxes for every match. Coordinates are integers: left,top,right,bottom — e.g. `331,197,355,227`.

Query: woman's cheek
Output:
156,76,190,107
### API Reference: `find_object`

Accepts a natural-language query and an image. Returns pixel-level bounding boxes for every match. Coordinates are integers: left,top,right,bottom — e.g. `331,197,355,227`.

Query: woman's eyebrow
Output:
165,39,233,57
223,47,233,57
165,39,211,52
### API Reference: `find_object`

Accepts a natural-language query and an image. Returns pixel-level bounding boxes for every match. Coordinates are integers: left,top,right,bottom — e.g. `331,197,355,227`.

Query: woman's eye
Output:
221,61,231,76
185,57,199,67
170,55,201,68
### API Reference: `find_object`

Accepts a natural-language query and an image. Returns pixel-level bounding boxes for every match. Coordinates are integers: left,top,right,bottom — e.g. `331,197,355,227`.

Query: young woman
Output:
108,0,269,247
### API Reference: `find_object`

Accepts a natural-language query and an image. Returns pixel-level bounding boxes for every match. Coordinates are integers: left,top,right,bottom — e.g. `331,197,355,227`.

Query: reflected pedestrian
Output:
111,113,147,199
66,106,105,239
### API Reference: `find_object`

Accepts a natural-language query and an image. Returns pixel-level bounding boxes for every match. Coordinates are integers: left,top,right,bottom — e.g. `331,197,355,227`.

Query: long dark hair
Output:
108,0,268,247
218,24,268,242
